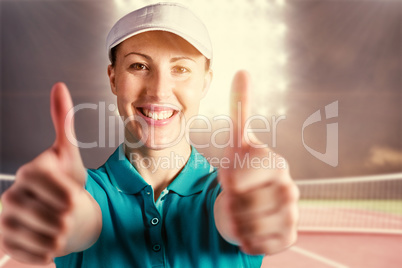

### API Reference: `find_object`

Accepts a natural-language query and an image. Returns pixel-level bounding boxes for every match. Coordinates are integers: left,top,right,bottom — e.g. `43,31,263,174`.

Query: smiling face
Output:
108,31,212,151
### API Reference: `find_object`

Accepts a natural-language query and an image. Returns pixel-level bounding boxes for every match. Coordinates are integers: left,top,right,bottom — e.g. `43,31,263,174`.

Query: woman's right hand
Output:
0,83,102,264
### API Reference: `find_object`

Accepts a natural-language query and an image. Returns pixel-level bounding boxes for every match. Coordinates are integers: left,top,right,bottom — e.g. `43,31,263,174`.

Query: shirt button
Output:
152,244,161,252
151,217,159,226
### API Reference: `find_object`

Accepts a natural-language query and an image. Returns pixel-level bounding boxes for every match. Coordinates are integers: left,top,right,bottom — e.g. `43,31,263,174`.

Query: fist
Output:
0,83,87,264
215,71,299,255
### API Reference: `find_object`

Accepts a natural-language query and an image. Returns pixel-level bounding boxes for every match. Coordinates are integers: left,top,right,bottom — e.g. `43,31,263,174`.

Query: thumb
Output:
220,71,252,191
51,82,77,153
230,70,251,149
50,82,86,184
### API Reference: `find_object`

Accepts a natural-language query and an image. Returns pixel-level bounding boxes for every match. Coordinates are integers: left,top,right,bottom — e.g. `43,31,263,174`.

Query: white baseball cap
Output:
106,2,212,62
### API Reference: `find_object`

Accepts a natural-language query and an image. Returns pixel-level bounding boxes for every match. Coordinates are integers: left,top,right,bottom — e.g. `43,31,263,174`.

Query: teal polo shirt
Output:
55,145,263,267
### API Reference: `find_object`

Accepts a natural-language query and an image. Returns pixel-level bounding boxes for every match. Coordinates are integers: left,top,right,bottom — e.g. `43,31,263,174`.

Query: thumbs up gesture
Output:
0,83,101,264
214,71,299,255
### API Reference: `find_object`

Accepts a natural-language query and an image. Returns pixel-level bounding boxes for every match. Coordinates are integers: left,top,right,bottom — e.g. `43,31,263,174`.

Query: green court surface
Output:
1,200,401,214
299,199,402,215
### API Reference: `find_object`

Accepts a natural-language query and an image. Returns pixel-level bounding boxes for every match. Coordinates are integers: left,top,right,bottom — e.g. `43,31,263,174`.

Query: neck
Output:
124,140,192,199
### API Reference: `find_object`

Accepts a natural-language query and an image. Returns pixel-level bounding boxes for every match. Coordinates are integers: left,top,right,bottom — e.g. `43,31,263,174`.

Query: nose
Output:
146,69,173,100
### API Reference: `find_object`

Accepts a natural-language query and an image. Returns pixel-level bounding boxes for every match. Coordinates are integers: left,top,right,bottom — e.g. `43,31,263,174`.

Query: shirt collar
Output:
105,144,148,194
105,144,216,196
167,146,215,196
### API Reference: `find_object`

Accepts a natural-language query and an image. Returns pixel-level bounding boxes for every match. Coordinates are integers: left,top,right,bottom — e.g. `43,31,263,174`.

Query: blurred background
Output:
1,0,401,180
0,0,401,268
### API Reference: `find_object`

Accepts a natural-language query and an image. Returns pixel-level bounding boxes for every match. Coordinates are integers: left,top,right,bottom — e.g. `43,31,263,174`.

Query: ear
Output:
107,65,117,95
201,69,213,99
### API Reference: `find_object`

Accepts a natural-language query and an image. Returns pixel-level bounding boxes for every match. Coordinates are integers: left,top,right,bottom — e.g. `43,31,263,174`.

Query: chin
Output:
145,134,185,150
125,129,185,151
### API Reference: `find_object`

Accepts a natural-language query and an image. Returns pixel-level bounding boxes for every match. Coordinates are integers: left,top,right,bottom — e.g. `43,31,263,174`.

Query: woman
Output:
0,3,299,267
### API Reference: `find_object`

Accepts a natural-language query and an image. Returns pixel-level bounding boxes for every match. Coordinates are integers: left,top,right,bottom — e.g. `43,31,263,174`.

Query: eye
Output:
172,66,190,74
129,63,148,71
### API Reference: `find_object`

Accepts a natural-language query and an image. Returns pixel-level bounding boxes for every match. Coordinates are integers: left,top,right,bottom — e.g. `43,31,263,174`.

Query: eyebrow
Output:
170,56,196,63
124,52,151,60
124,52,195,63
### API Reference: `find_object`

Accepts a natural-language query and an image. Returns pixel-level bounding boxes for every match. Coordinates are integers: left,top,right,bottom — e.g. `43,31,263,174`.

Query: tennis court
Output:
1,173,401,268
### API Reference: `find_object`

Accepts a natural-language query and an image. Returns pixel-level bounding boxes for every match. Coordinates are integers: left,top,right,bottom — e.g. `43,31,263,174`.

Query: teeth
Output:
141,108,174,120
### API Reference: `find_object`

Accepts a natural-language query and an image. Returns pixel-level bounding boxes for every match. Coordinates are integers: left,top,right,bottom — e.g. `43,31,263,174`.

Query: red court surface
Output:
1,232,401,268
262,232,402,268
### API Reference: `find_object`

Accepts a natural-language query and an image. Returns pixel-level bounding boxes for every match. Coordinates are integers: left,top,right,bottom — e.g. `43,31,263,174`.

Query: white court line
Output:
0,175,15,181
0,175,14,266
290,246,349,268
296,172,402,185
3,172,401,184
0,255,10,267
298,227,402,235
